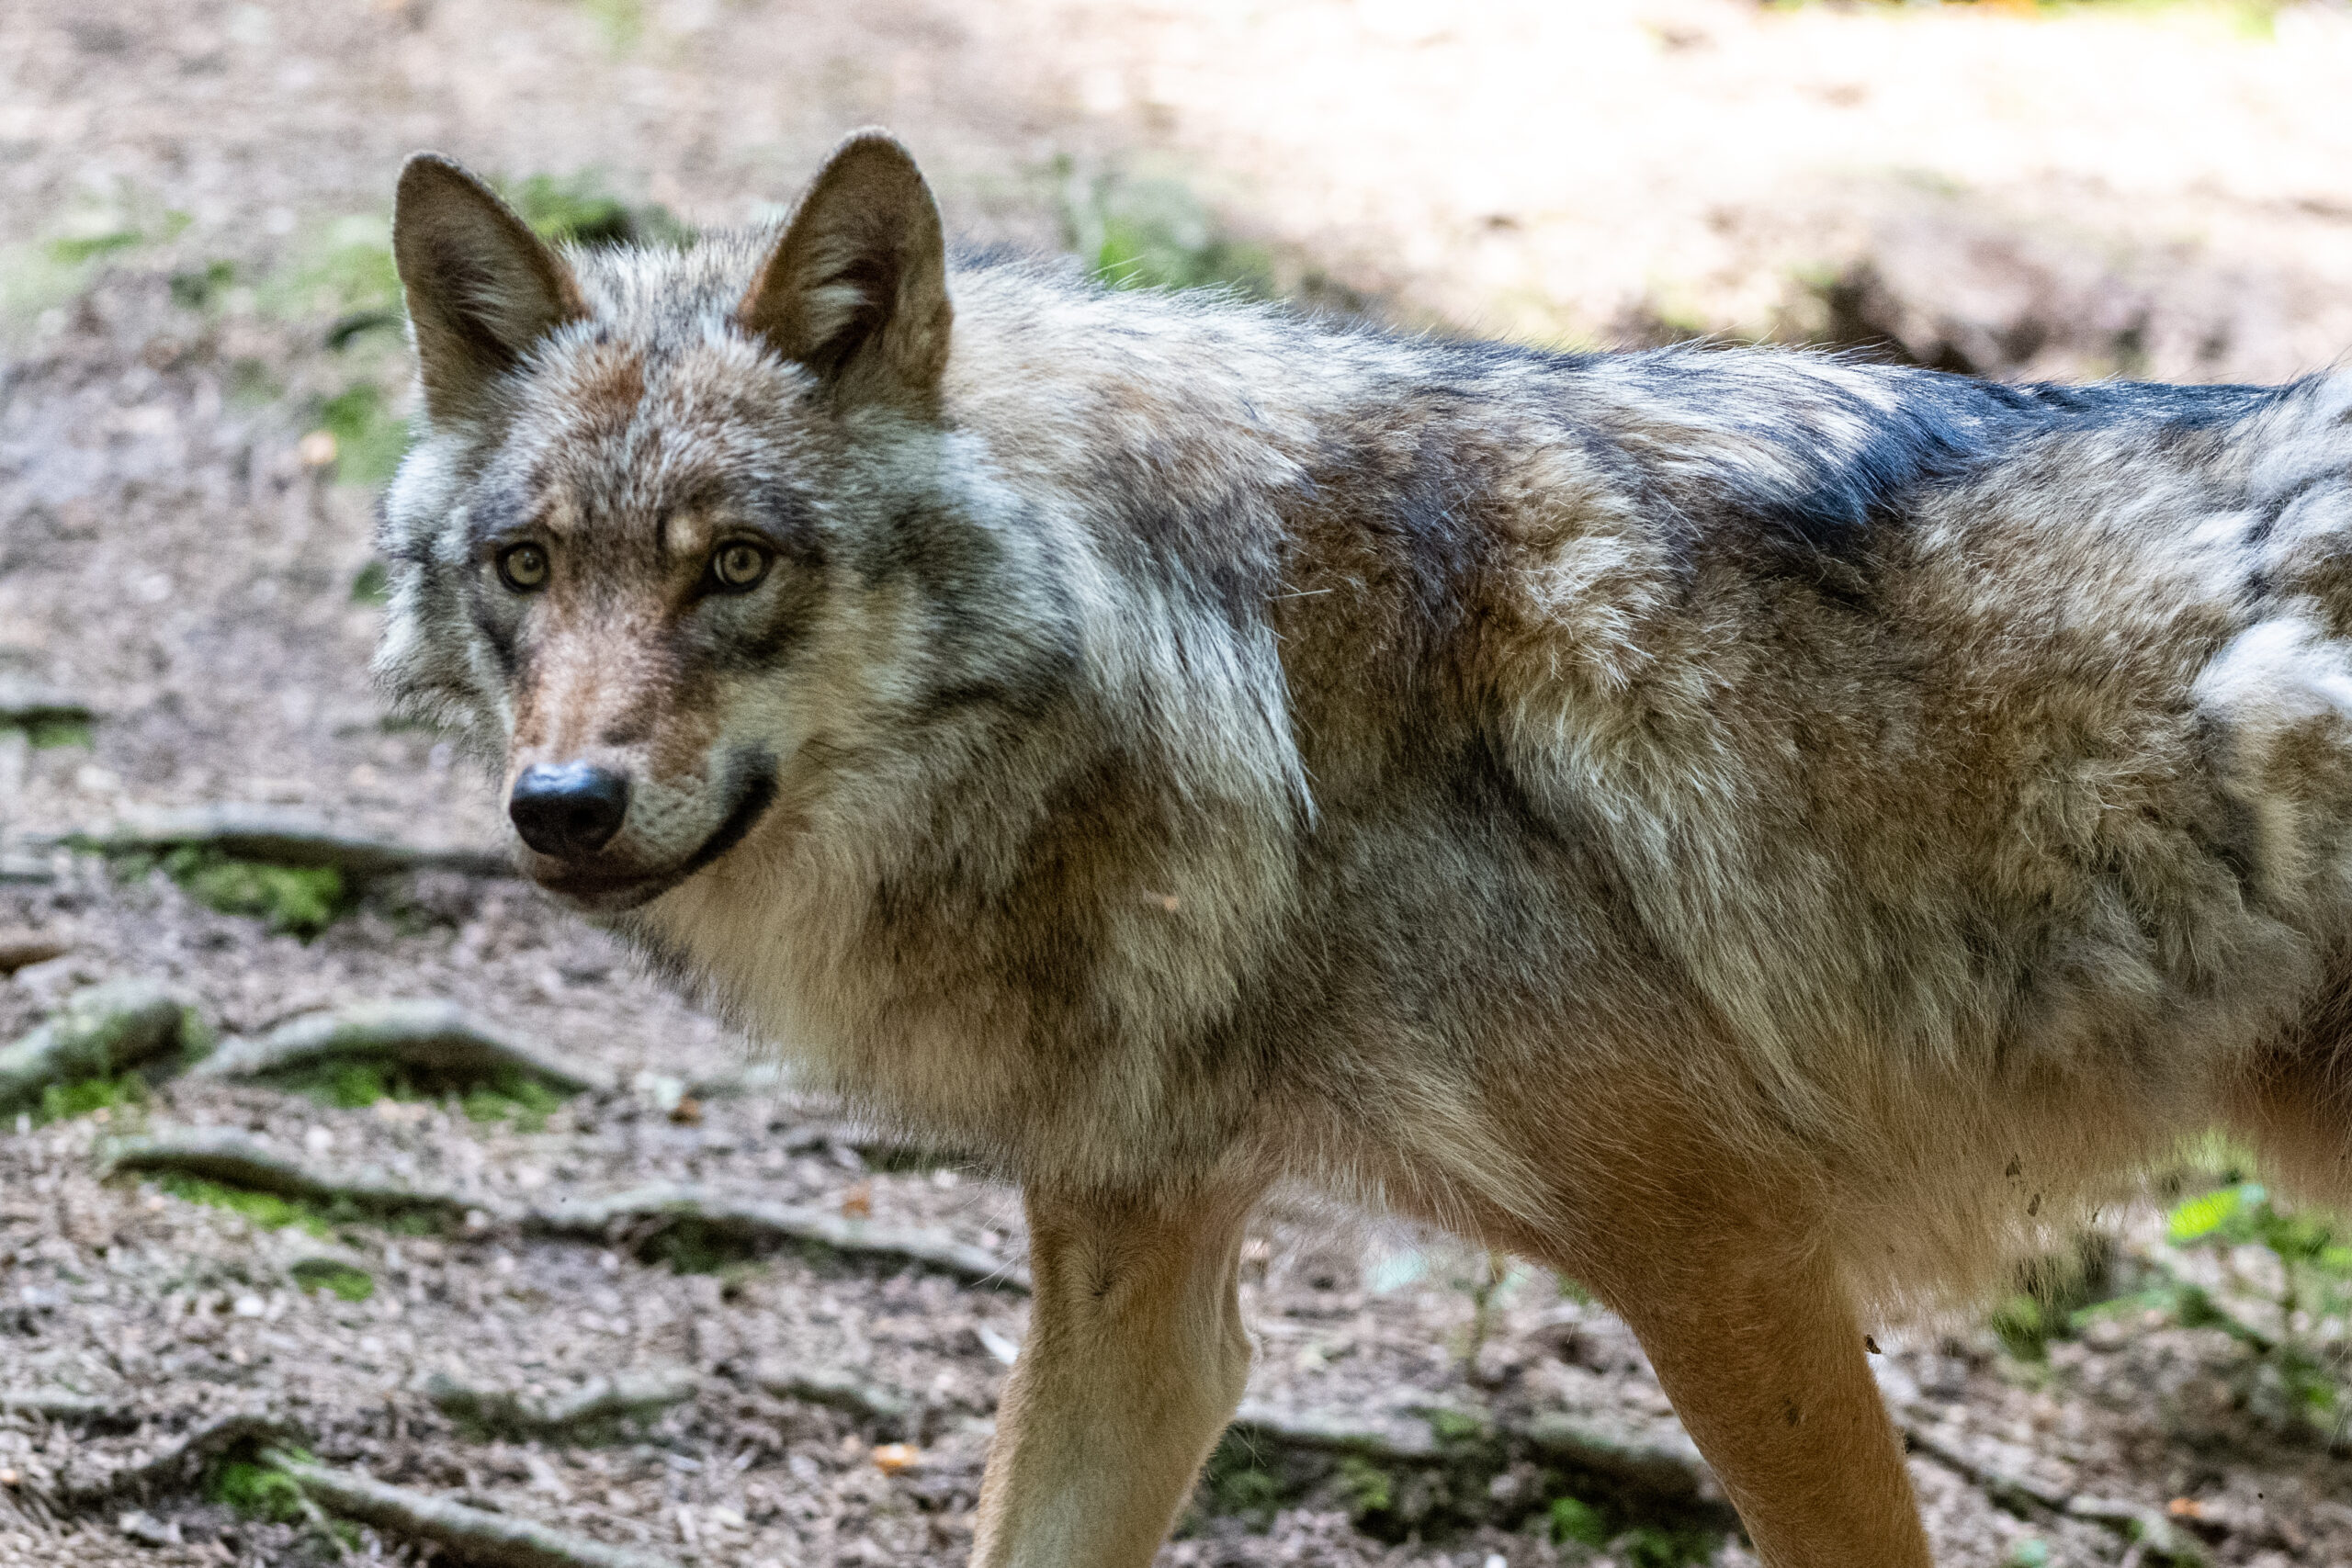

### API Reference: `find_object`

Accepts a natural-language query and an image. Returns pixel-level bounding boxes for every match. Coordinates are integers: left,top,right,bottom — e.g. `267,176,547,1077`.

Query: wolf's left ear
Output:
739,130,953,414
393,153,588,424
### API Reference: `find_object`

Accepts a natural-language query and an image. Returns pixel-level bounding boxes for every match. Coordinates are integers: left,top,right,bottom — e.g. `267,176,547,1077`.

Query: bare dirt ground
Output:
8,3,2352,1565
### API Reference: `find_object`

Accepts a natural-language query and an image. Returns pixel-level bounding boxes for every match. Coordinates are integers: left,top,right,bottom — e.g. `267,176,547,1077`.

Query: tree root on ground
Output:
194,998,608,1096
7,1397,683,1567
0,678,94,729
262,1448,683,1568
421,1368,700,1439
1894,1408,2203,1562
102,1126,491,1222
526,1182,1031,1292
0,978,194,1113
0,930,69,975
94,1132,1028,1288
0,1388,139,1429
38,802,511,880
54,1413,305,1508
751,1363,914,1431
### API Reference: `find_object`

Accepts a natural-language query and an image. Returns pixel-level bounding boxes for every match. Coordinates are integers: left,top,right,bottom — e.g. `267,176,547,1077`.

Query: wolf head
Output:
373,132,1082,913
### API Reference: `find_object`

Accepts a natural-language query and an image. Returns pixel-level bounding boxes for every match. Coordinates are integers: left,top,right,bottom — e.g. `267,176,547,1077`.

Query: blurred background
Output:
6,3,2352,1566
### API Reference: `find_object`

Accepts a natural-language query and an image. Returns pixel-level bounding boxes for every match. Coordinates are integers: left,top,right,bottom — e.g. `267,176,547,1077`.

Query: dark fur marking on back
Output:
1645,364,2282,588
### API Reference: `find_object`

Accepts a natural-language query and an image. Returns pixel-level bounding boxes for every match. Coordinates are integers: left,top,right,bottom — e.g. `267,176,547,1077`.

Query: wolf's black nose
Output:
509,762,630,859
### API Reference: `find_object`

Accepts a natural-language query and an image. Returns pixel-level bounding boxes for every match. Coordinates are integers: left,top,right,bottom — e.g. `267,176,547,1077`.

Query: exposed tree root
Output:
0,677,94,728
526,1182,1030,1292
422,1368,700,1439
195,998,608,1096
95,1134,1028,1292
752,1363,914,1430
0,930,69,975
0,978,192,1113
0,1388,135,1427
1894,1410,2070,1513
262,1448,684,1568
55,1413,303,1508
103,1126,492,1222
41,802,511,880
1226,1401,1441,1461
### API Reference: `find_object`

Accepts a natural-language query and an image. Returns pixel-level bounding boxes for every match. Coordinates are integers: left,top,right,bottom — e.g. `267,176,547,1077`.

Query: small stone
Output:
871,1442,920,1475
298,430,338,468
117,1510,181,1546
232,1294,266,1318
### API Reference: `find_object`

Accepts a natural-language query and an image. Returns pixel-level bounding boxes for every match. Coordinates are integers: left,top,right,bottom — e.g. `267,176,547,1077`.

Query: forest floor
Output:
8,2,2352,1565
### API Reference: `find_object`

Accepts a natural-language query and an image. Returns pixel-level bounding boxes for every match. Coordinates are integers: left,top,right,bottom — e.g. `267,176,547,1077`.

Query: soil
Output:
6,3,2352,1566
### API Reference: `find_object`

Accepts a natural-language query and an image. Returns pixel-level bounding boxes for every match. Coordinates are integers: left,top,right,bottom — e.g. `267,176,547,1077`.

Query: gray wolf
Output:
374,130,2352,1565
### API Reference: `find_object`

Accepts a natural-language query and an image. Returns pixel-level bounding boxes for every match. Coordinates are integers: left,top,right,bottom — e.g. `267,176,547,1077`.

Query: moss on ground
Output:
156,846,350,938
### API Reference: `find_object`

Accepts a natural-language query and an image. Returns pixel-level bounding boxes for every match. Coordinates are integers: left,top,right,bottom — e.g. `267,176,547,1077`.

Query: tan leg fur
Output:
1599,1244,1930,1568
972,1183,1260,1568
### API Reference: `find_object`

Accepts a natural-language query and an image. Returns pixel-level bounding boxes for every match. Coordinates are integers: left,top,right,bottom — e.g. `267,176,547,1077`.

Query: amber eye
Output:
497,543,548,592
711,542,772,592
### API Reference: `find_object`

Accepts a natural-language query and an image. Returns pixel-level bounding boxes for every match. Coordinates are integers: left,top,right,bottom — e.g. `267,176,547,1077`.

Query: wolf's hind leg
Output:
1572,1220,1932,1568
971,1180,1258,1568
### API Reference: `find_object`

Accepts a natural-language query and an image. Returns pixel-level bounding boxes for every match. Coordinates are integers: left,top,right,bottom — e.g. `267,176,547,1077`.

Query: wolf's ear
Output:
393,153,587,423
738,130,953,414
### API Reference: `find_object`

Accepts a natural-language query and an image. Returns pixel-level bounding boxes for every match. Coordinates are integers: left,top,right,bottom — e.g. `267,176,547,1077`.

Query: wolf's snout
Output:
509,762,631,859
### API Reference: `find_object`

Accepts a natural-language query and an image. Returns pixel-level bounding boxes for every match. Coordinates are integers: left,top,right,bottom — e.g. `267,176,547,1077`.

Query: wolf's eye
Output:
497,544,548,592
711,542,772,592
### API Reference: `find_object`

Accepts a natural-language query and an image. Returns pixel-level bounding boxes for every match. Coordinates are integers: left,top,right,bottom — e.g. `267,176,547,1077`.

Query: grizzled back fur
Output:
377,131,2352,1321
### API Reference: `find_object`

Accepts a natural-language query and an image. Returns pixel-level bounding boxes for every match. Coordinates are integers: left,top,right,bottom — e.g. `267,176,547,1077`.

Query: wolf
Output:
374,128,2352,1565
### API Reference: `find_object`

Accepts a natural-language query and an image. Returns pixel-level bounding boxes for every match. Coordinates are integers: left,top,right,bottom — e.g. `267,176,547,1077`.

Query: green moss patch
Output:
157,846,350,938
17,716,91,749
210,1457,308,1523
156,1174,334,1239
35,1071,146,1126
288,1258,375,1303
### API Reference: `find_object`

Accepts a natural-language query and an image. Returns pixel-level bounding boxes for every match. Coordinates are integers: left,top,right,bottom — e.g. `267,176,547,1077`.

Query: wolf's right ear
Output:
393,154,587,424
738,130,953,415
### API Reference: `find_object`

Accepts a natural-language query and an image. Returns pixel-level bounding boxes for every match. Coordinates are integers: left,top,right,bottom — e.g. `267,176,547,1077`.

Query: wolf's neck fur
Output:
628,270,1347,1187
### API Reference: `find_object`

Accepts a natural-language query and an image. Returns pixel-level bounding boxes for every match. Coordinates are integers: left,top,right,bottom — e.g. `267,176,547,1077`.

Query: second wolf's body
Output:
376,135,2352,1564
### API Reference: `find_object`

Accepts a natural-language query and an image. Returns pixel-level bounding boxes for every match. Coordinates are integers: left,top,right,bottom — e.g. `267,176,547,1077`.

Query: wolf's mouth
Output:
531,761,778,913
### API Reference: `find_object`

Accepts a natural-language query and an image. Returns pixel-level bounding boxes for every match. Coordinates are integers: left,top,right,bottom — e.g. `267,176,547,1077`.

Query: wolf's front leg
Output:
972,1182,1258,1567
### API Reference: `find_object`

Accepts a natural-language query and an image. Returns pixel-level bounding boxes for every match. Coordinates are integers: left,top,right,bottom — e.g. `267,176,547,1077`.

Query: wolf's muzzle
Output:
509,761,631,860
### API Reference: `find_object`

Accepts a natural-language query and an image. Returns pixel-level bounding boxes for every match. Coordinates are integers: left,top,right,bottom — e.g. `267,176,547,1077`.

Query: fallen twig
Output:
104,1126,493,1223
422,1368,699,1438
40,802,510,880
527,1181,1030,1292
263,1448,683,1568
195,998,608,1096
0,978,191,1112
